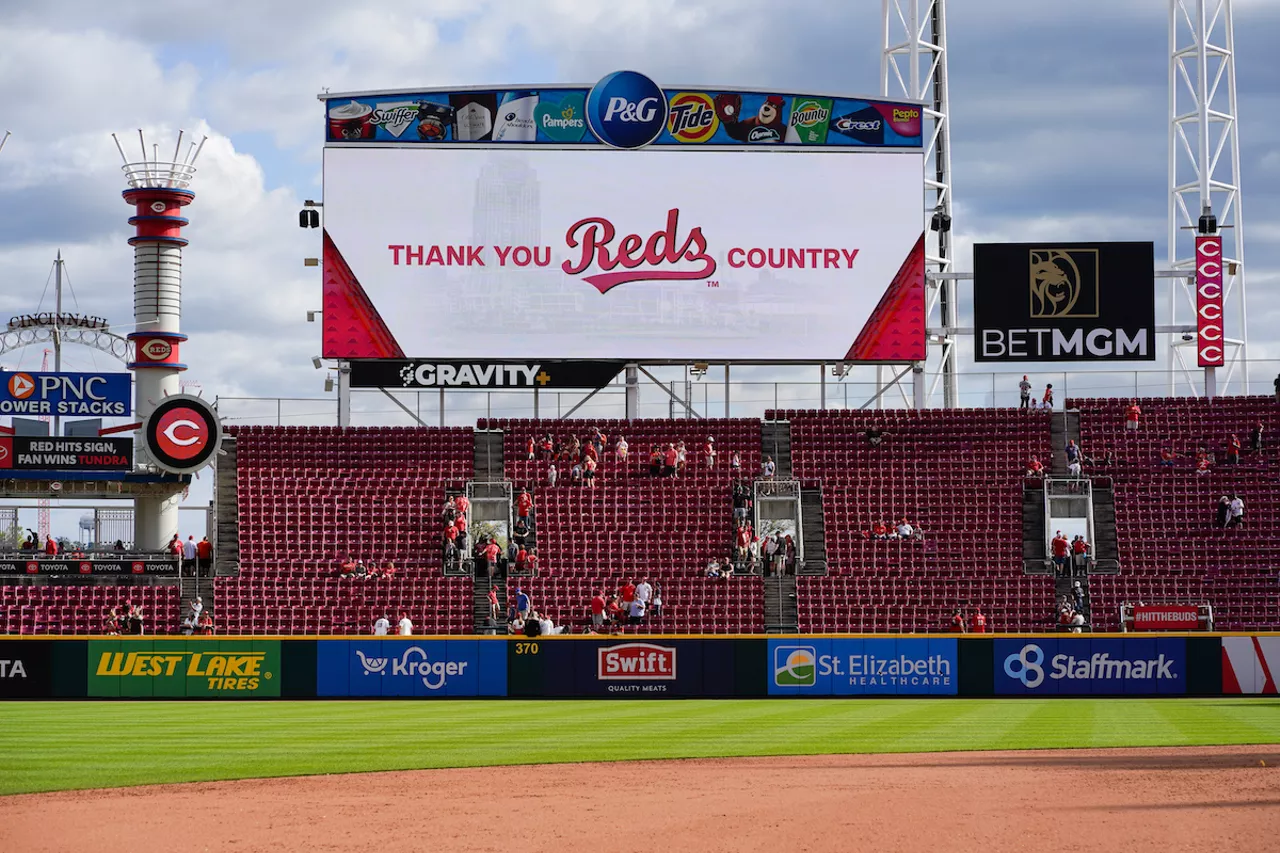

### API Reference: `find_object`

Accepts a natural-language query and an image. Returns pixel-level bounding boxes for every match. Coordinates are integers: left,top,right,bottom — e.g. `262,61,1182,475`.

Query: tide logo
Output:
7,373,35,399
774,645,816,687
667,92,718,143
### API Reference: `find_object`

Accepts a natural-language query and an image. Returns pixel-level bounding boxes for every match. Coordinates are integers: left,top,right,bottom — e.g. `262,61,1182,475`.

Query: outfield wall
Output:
1,635,1276,699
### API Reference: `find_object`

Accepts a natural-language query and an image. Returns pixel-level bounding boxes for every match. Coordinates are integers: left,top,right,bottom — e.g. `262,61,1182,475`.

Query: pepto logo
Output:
774,645,817,687
597,642,677,680
586,70,668,149
667,92,719,143
356,646,470,691
563,208,716,293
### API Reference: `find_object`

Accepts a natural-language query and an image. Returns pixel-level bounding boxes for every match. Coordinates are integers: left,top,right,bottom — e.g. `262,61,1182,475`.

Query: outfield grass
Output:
1,698,1277,795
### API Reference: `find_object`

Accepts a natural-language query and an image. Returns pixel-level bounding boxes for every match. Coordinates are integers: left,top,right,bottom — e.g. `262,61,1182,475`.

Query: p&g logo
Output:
1004,643,1046,688
586,70,668,149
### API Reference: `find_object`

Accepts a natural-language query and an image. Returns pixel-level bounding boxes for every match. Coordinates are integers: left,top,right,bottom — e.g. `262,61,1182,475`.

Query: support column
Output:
913,365,926,409
625,363,639,421
819,363,826,410
337,361,351,427
724,363,730,418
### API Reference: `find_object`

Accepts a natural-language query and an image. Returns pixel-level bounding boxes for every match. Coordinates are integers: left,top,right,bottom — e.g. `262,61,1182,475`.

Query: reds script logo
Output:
562,208,716,294
597,643,677,680
7,373,35,399
155,408,208,460
141,339,172,360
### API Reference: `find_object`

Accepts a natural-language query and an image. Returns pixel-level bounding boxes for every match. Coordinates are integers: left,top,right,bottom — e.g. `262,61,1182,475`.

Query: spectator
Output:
606,595,624,624
1196,451,1213,476
706,558,724,579
113,539,126,552
516,489,533,525
181,597,203,634
167,533,181,562
870,520,889,540
479,538,501,578
104,607,121,636
373,614,390,635
524,548,539,574
1065,440,1081,465
635,578,653,609
762,535,778,575
651,583,663,618
510,614,525,634
676,441,688,473
1070,608,1085,634
339,557,358,577
785,535,797,573
352,559,368,579
546,462,558,487
616,435,629,462
183,535,198,567
620,579,637,606
591,591,607,629
894,518,915,540
1067,457,1083,485
397,611,413,636
721,556,737,579
730,450,742,472
649,446,663,477
1042,383,1054,409
628,597,646,624
526,436,536,461
583,441,599,466
1070,535,1089,575
583,455,597,488
950,609,966,633
970,608,987,634
1018,375,1032,409
539,611,561,636
704,436,716,468
1125,400,1142,431
733,482,753,524
515,587,531,620
196,610,214,635
127,604,144,636
511,517,529,547
762,456,776,480
1098,449,1117,468
197,536,213,572
663,444,678,478
570,461,584,484
485,584,499,624
1249,421,1264,454
453,514,468,553
1051,531,1069,572
1227,494,1245,528
1025,456,1045,478
440,496,458,526
523,611,542,638
443,525,460,569
1160,447,1177,467
43,534,59,556
1072,581,1086,613
1215,494,1231,528
514,544,529,572
1225,434,1241,465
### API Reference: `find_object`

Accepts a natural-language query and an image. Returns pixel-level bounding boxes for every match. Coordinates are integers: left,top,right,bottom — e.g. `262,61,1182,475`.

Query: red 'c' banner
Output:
1195,235,1224,367
1133,605,1200,631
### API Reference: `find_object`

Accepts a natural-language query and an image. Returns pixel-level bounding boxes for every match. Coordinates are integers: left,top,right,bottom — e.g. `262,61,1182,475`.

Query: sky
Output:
0,0,1277,536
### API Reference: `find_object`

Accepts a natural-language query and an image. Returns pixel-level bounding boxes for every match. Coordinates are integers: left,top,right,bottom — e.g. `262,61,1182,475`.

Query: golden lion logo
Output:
1028,249,1099,319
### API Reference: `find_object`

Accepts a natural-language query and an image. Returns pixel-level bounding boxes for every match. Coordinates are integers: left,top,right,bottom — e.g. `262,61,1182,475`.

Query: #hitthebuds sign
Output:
321,146,926,362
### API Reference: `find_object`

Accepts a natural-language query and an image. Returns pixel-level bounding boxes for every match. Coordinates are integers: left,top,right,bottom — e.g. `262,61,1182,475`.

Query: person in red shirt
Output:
583,442,599,464
1070,535,1089,576
950,609,966,633
487,584,499,622
620,580,637,605
1159,447,1177,467
526,437,536,460
523,549,538,574
606,595,623,626
443,523,460,569
1125,401,1141,431
196,536,213,571
516,489,534,524
1051,531,1069,572
515,545,528,569
735,524,751,561
480,538,501,578
1025,456,1044,478
1225,434,1241,465
1042,384,1054,408
970,608,987,634
871,521,889,540
590,591,606,629
663,444,678,478
454,495,470,518
44,535,59,556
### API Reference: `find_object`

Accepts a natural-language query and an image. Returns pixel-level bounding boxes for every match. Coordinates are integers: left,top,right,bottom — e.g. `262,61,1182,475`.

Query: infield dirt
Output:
1,746,1277,852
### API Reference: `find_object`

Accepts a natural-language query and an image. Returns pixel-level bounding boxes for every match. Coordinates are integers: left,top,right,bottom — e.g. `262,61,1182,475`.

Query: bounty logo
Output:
358,645,469,691
586,70,668,149
774,645,817,687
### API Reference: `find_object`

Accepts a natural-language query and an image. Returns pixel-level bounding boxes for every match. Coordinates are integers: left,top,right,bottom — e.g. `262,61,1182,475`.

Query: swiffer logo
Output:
597,643,677,680
586,70,668,149
563,208,716,293
356,647,469,691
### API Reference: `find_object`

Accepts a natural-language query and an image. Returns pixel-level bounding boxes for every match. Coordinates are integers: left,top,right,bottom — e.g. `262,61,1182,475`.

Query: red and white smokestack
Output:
113,130,206,548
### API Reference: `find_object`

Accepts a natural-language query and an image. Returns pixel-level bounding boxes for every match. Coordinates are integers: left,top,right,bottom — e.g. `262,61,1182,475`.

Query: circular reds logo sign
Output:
141,339,173,360
143,395,222,474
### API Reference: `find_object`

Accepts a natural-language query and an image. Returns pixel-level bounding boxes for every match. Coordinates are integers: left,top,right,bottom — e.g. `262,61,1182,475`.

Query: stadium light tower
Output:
1168,0,1247,397
112,129,206,548
882,0,954,408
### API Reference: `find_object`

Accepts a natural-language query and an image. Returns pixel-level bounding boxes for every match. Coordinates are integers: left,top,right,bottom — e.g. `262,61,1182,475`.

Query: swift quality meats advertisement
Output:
321,146,925,362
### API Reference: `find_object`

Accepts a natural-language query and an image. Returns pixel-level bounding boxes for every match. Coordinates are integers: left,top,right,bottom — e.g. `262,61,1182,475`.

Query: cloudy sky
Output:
0,0,1277,532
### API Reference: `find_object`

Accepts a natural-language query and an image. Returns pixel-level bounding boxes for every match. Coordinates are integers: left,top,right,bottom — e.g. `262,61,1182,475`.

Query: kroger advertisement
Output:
316,640,507,697
0,370,131,416
323,73,923,149
995,638,1186,695
768,639,958,696
322,144,925,362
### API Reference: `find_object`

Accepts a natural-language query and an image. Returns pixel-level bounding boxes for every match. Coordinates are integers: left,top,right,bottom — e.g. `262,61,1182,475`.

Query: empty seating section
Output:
217,425,475,635
0,584,180,635
488,418,763,633
783,408,1055,633
1070,396,1280,631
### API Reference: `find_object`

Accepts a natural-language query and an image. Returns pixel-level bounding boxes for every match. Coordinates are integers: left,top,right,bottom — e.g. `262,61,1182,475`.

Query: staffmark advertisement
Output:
87,641,281,697
0,371,131,416
316,640,507,697
768,638,958,695
994,638,1185,695
0,437,133,471
973,242,1155,362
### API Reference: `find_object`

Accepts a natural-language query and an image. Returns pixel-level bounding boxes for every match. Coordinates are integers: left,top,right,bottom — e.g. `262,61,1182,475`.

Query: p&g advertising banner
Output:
767,638,958,696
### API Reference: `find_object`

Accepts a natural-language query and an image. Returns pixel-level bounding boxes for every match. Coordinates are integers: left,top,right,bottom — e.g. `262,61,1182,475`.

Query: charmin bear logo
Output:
715,93,786,143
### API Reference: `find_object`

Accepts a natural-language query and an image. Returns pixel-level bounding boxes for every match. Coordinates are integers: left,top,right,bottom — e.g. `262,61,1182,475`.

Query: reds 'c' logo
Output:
155,408,208,460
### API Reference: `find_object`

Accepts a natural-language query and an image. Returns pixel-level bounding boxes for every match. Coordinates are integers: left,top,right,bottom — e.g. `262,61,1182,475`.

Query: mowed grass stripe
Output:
1,699,1278,795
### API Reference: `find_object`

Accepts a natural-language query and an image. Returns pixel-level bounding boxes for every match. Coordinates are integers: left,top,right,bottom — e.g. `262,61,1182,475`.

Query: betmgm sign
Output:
973,242,1155,362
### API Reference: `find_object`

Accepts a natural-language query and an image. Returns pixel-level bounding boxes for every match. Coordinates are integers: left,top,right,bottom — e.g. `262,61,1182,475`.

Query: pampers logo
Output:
586,70,668,149
774,645,817,687
1003,643,1177,690
357,646,469,691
